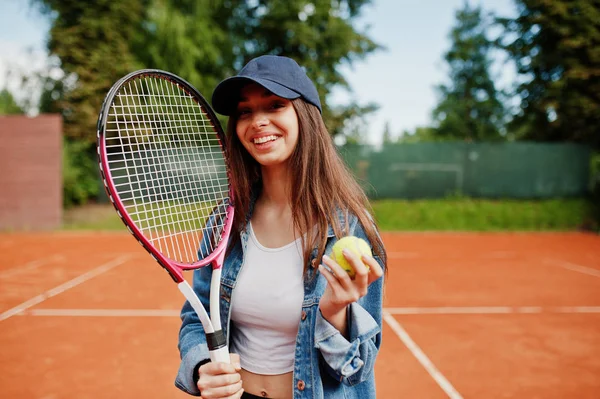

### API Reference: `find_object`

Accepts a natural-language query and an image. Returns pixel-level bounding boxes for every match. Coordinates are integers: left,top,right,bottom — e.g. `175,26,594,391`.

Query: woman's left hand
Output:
318,249,383,335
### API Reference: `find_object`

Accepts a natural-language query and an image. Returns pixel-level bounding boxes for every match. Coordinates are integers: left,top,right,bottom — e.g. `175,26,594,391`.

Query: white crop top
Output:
229,223,304,375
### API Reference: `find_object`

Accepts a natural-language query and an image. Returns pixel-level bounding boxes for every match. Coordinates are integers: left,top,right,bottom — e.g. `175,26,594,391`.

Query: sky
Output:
0,0,517,145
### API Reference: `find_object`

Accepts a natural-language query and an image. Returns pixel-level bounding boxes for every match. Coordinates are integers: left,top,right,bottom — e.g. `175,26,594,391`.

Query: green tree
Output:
31,1,149,205
382,121,393,144
31,0,149,143
327,101,379,139
137,0,381,137
432,2,506,141
398,126,437,143
498,0,600,149
0,89,24,115
38,67,68,115
132,0,231,103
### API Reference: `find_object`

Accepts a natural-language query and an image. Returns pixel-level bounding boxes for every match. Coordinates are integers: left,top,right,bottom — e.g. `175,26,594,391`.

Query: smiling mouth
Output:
252,135,279,144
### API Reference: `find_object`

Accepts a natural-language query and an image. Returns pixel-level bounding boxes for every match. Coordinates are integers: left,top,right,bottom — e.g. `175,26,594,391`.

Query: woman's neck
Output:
253,165,297,247
259,165,292,207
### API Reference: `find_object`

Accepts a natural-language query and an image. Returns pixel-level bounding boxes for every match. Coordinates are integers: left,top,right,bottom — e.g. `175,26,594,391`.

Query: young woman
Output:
175,55,386,399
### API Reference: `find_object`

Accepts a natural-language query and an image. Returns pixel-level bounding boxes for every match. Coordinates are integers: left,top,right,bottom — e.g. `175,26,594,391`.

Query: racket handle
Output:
209,345,231,363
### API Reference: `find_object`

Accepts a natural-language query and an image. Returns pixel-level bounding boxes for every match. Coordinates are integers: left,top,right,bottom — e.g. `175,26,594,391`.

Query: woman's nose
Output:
251,112,269,128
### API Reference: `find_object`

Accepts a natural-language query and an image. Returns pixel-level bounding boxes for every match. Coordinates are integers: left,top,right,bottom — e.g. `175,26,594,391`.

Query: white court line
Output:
0,255,65,278
386,251,516,260
543,258,600,278
15,306,600,318
383,311,463,399
384,306,600,315
556,306,600,313
20,309,180,317
0,255,132,322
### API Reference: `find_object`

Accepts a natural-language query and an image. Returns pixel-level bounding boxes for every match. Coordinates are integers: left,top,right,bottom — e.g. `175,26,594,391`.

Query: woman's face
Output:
235,83,299,169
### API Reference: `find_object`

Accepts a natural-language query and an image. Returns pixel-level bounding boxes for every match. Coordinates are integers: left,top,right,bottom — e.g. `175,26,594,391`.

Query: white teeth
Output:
253,135,278,144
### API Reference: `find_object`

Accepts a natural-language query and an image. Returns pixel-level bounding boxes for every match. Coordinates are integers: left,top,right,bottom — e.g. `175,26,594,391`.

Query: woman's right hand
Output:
197,353,244,399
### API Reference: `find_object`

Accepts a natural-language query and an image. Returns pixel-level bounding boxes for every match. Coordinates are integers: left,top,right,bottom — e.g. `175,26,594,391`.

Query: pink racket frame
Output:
97,69,234,364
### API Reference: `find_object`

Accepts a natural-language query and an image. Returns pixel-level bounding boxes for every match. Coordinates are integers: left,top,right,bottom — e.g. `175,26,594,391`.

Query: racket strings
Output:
104,75,229,264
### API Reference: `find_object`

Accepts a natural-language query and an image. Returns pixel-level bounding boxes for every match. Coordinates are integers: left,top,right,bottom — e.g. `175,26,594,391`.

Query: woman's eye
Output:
270,102,286,110
237,108,251,117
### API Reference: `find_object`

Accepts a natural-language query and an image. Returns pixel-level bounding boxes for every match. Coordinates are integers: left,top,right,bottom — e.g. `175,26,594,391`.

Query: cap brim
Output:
212,76,301,116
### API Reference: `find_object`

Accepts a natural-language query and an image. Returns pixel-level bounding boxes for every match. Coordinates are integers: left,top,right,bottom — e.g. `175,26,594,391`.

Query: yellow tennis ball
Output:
331,236,372,279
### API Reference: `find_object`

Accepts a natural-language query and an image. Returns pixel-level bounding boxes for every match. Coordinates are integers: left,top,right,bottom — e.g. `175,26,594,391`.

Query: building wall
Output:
0,115,62,230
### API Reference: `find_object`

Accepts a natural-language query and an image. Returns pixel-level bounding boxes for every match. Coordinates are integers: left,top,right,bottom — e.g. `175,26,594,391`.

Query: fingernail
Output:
323,254,331,261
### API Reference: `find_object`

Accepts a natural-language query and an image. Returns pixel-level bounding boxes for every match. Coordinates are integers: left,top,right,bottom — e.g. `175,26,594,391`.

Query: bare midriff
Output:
240,369,293,399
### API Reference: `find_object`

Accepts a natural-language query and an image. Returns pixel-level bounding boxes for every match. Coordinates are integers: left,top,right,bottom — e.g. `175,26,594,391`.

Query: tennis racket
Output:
97,69,233,364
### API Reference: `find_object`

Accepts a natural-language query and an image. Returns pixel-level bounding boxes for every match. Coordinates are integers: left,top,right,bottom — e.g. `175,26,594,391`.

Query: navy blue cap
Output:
212,55,322,115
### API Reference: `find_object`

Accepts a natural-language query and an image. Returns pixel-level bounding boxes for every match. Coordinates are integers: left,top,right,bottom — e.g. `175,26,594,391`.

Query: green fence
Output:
338,142,591,199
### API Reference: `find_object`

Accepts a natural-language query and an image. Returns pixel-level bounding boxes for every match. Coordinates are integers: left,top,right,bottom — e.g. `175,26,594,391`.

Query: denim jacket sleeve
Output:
313,215,385,386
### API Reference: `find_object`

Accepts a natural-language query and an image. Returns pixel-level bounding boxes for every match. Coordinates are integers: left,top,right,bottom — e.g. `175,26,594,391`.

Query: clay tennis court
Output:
1,231,599,398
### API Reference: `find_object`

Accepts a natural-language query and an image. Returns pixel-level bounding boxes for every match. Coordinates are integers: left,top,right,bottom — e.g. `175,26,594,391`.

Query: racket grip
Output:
209,345,231,364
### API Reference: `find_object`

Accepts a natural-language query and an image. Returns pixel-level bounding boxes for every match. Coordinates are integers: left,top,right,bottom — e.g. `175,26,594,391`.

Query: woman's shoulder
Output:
331,207,374,235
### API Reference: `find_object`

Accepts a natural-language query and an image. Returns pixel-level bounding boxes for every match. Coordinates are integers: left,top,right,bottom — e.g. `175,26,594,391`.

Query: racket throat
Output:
206,329,227,351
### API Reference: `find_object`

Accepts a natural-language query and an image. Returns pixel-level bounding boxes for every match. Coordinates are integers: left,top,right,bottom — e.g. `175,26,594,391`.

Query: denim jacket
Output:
175,199,385,398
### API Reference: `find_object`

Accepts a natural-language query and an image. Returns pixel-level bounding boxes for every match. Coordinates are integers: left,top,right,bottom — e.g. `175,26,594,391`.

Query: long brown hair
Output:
225,98,386,273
